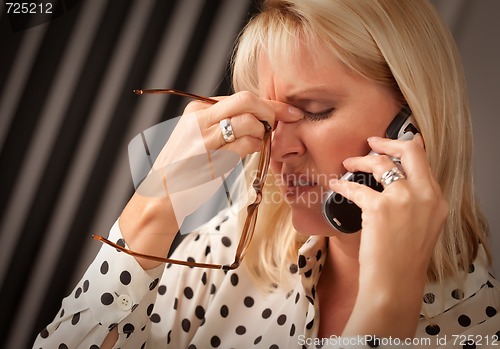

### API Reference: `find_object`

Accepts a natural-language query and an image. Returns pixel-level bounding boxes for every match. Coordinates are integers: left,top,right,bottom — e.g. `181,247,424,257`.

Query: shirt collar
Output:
420,244,490,317
297,235,328,303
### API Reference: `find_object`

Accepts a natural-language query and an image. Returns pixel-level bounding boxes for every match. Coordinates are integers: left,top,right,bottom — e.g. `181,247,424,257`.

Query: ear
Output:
414,133,425,150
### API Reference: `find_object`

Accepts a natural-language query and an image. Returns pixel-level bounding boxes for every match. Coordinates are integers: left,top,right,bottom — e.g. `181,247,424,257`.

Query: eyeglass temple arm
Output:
133,89,218,105
133,88,272,131
229,129,271,268
92,234,230,270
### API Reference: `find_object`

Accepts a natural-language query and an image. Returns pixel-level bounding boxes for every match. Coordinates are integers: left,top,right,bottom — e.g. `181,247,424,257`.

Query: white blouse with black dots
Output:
33,208,500,349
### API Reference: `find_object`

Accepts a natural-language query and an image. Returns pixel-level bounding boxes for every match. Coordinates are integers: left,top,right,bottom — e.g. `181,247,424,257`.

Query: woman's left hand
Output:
331,134,448,338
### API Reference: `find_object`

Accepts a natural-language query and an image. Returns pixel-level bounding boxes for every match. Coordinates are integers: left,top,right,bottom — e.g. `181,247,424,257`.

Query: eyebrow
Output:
285,86,343,102
284,87,343,104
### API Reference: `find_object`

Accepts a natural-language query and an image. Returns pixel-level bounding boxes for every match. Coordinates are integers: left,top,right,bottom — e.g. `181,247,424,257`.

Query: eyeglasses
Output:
92,89,272,270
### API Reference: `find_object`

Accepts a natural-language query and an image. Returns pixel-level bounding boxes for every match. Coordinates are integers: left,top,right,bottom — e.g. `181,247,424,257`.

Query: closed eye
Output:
304,108,335,121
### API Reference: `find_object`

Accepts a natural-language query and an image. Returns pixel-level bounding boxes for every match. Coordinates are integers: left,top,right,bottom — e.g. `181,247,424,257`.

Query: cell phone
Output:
322,105,418,233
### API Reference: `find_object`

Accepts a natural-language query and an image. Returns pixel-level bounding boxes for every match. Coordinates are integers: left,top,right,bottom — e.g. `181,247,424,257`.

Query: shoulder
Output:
417,246,500,345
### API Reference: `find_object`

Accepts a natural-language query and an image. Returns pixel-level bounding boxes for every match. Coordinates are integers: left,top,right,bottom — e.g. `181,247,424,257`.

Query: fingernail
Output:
288,106,304,119
329,179,339,186
367,136,383,142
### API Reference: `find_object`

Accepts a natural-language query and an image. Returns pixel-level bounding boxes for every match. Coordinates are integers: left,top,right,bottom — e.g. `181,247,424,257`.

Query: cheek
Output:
269,160,282,178
306,125,370,174
269,160,287,192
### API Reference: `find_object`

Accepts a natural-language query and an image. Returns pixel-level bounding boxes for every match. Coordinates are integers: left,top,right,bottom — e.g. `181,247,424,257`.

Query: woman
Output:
34,0,499,348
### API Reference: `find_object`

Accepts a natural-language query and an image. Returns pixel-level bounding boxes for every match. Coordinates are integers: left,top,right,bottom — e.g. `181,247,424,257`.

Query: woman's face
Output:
260,47,400,236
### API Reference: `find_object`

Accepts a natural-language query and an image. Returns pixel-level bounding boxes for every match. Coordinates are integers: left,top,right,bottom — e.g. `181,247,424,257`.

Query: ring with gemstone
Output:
380,166,406,187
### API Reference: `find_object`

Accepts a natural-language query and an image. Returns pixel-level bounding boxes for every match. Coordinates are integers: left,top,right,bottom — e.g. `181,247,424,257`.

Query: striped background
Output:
0,0,258,347
0,1,498,348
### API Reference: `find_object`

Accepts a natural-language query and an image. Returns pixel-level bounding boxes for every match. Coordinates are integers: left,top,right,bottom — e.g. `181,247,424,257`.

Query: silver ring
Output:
219,118,235,143
380,166,406,187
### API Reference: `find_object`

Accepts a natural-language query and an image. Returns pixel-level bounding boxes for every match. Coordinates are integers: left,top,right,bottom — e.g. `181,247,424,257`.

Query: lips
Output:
278,172,329,207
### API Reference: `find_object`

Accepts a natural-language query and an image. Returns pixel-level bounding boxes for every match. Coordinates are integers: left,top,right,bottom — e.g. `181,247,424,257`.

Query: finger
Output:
230,113,266,140
203,120,263,155
202,113,266,150
222,136,262,158
183,96,226,114
342,154,401,183
205,91,274,126
192,94,305,124
329,178,379,211
266,100,304,125
367,136,429,180
205,91,304,127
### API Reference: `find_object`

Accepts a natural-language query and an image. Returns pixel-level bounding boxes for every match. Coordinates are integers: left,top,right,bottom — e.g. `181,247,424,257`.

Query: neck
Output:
326,232,361,282
316,232,361,336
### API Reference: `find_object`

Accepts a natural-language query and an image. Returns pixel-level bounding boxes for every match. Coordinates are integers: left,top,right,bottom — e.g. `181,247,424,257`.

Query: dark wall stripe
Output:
215,0,263,97
0,15,24,102
160,0,223,122
0,2,82,227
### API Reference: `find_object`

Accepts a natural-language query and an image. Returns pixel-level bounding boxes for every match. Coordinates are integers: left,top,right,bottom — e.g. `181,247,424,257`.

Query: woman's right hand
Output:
188,91,304,157
120,91,303,269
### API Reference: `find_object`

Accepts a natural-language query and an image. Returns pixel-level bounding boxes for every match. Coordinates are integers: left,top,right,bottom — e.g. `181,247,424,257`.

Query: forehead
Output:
256,43,355,94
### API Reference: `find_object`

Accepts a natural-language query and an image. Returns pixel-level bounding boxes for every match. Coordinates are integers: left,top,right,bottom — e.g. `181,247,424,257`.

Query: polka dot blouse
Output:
34,209,500,348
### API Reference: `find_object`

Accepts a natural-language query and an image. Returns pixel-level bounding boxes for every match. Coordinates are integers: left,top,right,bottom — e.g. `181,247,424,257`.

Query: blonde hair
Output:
232,0,490,288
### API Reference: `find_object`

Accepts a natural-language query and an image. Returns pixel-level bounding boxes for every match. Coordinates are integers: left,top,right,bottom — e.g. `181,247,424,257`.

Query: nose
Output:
271,120,306,163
